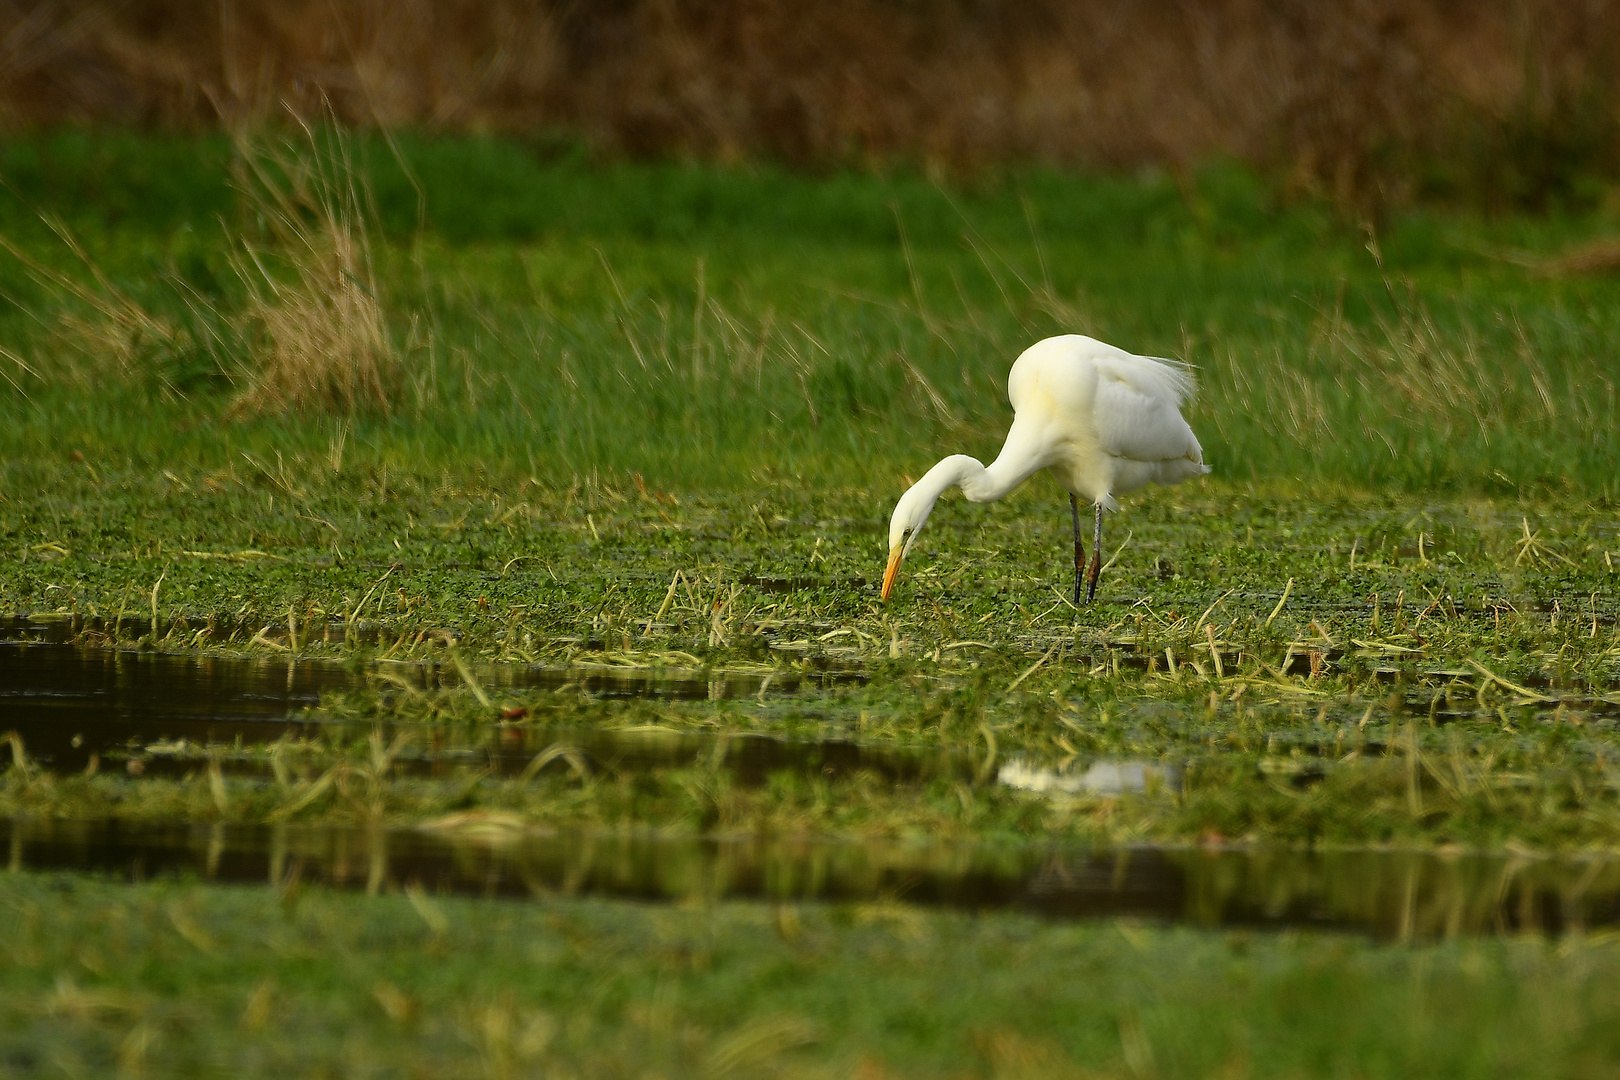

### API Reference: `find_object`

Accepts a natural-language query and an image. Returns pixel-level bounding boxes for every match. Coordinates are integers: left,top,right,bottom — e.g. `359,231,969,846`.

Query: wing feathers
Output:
1091,354,1204,465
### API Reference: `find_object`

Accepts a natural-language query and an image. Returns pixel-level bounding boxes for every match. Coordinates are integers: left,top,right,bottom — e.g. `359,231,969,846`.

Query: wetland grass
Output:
1,127,403,416
222,128,403,418
2,131,1619,492
2,132,1620,1073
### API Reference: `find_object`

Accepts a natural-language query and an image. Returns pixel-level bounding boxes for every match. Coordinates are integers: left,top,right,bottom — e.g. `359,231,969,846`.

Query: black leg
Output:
1070,494,1085,605
1085,503,1103,603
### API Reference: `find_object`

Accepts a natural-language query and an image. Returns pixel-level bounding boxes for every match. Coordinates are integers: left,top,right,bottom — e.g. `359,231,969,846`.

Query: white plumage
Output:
882,334,1209,602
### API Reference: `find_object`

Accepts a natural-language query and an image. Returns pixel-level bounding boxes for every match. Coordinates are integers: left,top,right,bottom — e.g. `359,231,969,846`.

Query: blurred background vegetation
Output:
5,0,1620,213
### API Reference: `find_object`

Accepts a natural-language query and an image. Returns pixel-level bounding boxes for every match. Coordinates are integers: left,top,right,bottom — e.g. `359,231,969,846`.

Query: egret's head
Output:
881,483,935,601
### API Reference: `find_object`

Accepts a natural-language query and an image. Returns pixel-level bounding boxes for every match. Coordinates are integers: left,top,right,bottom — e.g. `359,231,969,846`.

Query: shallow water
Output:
5,625,1618,939
0,631,860,768
1,637,1174,802
5,817,1615,939
0,640,344,772
0,615,858,705
0,637,967,781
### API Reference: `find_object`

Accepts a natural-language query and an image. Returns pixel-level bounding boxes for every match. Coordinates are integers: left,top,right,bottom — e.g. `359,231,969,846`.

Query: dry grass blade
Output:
1540,239,1620,276
403,884,448,936
1266,577,1295,629
225,121,401,418
0,120,403,415
518,744,590,783
3,730,32,781
705,1014,819,1078
0,223,207,394
1515,517,1579,568
1007,640,1061,691
269,764,343,819
1466,659,1555,703
440,636,492,708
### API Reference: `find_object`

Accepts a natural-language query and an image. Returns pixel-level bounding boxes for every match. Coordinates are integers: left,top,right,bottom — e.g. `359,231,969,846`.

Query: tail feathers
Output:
1140,356,1199,406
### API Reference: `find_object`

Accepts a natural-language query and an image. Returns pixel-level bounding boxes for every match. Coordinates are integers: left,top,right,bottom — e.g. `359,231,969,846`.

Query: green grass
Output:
4,871,1620,1078
2,130,1619,493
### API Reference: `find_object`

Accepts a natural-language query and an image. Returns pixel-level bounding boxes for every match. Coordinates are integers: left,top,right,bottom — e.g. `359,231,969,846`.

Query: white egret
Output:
882,334,1209,604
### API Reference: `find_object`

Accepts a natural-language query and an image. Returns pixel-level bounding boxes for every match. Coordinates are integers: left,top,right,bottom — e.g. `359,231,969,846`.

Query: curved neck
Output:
916,453,1027,505
890,446,1044,559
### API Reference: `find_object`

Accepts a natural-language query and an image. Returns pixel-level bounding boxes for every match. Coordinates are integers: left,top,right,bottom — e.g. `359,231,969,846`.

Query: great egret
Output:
882,334,1209,604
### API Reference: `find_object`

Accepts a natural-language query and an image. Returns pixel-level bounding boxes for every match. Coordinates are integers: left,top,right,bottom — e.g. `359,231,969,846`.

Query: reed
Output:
0,216,220,395
224,124,402,416
0,124,403,416
1200,275,1618,488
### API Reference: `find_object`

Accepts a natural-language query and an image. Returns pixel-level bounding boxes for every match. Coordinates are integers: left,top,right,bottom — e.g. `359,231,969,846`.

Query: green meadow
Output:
6,873,1620,1079
2,130,1620,1075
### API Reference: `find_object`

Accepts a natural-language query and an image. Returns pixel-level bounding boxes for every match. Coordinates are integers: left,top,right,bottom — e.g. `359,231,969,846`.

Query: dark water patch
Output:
94,724,1169,797
496,727,977,786
0,639,1001,788
248,726,982,787
477,662,861,701
2,612,860,695
0,611,391,649
0,641,349,773
0,635,859,772
5,817,1616,939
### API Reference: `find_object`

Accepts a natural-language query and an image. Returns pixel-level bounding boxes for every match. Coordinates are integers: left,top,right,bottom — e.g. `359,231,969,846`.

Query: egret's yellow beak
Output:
881,543,904,601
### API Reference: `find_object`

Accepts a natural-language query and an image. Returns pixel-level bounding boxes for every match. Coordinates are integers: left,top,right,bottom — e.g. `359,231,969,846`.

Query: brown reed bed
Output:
6,1,1620,208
